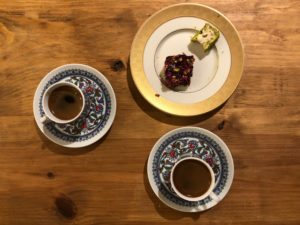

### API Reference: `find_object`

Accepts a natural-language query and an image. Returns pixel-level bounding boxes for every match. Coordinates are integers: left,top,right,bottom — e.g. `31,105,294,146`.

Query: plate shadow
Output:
127,59,226,125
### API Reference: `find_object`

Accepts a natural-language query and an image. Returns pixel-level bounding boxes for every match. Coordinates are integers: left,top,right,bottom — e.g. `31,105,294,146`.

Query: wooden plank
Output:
0,0,299,224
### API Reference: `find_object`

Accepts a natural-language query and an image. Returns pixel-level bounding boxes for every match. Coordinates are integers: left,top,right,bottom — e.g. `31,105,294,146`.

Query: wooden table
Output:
0,0,299,224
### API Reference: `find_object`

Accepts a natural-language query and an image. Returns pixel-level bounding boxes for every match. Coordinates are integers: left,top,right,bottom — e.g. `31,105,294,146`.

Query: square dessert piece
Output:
191,23,220,52
160,54,195,89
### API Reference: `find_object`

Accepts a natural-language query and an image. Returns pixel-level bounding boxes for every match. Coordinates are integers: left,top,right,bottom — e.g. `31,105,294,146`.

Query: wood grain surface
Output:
0,0,299,224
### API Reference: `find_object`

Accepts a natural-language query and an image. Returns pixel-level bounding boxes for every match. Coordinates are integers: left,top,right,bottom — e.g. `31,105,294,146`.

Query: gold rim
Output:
130,3,244,116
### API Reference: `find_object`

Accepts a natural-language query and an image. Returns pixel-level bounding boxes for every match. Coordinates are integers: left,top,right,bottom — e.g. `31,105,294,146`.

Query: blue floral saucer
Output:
33,64,116,148
147,127,234,212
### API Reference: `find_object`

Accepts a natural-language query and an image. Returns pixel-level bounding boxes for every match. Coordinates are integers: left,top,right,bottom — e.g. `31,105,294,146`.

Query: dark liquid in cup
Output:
173,159,212,198
48,85,83,120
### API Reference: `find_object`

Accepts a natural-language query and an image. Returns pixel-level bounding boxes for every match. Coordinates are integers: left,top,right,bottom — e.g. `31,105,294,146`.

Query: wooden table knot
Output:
47,171,55,179
55,194,77,220
217,120,226,130
111,60,125,71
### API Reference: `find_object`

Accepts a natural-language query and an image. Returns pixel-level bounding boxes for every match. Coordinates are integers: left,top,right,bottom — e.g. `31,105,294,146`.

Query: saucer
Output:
33,64,116,148
147,127,234,212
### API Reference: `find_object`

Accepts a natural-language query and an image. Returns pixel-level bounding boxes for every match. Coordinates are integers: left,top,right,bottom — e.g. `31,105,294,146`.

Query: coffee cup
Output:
170,157,219,202
40,81,88,124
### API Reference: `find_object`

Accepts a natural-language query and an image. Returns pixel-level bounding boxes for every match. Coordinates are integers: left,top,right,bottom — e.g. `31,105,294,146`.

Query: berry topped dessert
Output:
160,54,195,89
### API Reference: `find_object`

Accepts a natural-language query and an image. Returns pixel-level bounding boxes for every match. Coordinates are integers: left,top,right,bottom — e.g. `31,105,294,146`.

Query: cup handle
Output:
209,192,220,202
40,115,50,124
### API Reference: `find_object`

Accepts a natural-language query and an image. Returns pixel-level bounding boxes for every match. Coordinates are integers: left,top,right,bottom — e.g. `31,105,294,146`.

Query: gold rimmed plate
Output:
130,3,244,116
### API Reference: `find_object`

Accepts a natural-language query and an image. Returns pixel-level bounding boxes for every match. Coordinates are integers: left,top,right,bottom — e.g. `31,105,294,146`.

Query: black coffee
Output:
173,159,212,198
48,85,83,120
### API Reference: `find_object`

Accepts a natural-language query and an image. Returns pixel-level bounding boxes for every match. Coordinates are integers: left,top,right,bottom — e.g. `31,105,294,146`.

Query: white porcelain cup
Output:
40,81,86,124
170,157,219,202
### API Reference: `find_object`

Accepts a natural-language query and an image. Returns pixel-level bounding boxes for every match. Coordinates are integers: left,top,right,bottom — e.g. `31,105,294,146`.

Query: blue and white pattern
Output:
38,69,111,142
152,131,228,207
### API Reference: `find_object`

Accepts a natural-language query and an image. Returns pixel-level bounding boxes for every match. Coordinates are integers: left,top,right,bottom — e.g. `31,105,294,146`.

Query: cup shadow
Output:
127,59,226,126
143,159,202,220
34,120,107,155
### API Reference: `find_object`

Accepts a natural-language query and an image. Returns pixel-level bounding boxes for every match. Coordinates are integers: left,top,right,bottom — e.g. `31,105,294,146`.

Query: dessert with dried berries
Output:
160,54,195,89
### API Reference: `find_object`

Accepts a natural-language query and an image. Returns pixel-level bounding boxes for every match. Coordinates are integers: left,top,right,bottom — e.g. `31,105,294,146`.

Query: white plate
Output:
144,17,231,104
147,127,234,212
33,64,116,148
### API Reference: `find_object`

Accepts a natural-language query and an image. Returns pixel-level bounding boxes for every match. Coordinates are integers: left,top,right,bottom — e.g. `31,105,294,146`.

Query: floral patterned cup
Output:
41,81,89,124
170,157,220,202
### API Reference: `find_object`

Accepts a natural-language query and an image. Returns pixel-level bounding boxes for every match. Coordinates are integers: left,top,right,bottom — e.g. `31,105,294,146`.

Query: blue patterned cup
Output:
170,157,219,202
40,81,89,124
